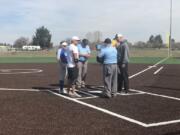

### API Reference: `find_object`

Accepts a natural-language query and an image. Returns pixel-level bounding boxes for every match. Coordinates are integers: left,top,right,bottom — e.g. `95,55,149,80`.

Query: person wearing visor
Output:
57,41,68,94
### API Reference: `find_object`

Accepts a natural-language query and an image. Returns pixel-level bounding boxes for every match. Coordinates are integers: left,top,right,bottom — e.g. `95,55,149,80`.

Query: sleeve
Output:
98,49,104,58
57,49,61,60
87,46,91,54
120,45,125,64
72,46,78,54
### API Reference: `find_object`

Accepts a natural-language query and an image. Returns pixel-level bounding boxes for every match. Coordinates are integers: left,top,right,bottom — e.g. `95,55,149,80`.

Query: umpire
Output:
97,38,118,98
116,34,130,93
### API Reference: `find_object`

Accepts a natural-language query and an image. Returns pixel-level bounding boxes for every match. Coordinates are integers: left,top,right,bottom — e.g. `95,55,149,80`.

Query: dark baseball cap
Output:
104,38,111,44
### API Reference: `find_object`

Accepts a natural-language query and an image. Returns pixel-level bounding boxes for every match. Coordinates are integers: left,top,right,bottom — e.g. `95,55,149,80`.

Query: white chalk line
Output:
129,57,169,79
154,66,164,75
0,57,177,127
47,57,180,128
47,90,148,127
1,87,180,127
0,69,43,75
48,88,180,128
0,88,48,92
130,89,180,127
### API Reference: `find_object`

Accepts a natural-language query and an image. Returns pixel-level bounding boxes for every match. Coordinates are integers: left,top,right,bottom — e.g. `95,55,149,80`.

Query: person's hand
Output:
82,54,90,58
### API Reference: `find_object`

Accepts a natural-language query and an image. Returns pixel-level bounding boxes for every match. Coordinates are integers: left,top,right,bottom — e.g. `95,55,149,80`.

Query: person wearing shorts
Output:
66,36,81,98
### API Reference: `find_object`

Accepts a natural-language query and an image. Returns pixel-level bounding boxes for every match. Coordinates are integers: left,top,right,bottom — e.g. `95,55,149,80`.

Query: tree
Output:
154,35,163,49
147,35,155,48
14,37,29,48
134,41,147,48
33,26,52,49
147,34,164,49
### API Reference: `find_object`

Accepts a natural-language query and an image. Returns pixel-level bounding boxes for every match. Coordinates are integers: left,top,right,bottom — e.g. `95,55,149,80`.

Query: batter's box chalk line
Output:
48,88,180,128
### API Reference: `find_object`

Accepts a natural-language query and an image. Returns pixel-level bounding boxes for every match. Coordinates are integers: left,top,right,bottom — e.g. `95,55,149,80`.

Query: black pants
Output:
118,63,129,92
67,67,79,85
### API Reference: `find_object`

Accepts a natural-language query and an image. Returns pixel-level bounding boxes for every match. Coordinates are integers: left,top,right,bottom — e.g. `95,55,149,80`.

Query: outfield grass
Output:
0,56,180,64
0,49,180,64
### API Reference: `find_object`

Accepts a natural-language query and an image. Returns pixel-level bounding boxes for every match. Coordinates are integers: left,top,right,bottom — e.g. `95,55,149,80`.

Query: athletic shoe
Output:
119,91,128,95
81,84,85,88
68,91,82,98
76,85,81,89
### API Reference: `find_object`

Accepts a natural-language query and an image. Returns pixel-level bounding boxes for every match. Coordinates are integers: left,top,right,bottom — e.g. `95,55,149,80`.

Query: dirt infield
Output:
0,63,180,135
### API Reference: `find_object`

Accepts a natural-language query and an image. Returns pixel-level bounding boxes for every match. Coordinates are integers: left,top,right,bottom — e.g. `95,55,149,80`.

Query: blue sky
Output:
0,0,180,45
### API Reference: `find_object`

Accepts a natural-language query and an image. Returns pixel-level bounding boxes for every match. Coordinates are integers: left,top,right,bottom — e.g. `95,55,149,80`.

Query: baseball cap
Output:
72,36,80,41
104,38,111,44
62,42,68,46
115,34,123,38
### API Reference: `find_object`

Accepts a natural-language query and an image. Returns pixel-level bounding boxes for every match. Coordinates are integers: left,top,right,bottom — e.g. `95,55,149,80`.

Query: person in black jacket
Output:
115,34,130,93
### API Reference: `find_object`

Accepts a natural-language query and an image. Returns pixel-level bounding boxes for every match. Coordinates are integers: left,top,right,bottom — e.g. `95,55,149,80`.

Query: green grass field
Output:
0,49,180,64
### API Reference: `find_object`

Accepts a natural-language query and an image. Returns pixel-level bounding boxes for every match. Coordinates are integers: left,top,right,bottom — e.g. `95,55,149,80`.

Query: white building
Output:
22,45,41,51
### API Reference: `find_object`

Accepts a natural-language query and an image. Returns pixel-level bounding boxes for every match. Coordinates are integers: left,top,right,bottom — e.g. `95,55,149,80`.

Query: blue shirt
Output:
57,48,68,64
78,44,91,62
98,44,117,64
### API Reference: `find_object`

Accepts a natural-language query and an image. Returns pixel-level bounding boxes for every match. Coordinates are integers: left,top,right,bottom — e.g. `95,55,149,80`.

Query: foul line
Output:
129,57,169,79
47,90,148,127
48,88,180,128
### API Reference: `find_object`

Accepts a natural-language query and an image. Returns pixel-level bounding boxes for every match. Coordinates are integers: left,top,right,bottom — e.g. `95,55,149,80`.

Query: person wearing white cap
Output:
66,36,81,97
57,41,68,93
115,34,130,94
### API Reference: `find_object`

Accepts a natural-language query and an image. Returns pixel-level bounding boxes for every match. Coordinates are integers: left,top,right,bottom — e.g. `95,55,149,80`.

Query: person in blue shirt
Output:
97,38,118,98
57,41,68,94
76,39,91,88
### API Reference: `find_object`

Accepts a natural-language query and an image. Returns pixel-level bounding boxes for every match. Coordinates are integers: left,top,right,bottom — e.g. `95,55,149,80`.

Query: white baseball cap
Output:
72,36,80,41
62,42,68,46
116,34,123,38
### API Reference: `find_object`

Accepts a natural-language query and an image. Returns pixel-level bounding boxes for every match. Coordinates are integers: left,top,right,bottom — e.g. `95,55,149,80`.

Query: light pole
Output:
169,0,173,57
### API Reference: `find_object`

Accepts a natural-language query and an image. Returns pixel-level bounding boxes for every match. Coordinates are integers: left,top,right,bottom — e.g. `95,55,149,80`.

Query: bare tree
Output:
14,37,29,48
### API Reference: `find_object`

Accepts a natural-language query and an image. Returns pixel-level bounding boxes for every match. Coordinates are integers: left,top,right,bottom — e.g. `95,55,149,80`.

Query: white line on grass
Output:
154,66,164,75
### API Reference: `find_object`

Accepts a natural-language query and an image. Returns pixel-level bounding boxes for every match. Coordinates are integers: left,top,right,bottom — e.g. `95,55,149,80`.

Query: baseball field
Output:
0,49,180,135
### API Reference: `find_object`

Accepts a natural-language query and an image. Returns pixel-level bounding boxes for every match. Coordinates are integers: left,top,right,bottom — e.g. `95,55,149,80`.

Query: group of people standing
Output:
57,34,129,98
57,36,91,98
97,34,130,98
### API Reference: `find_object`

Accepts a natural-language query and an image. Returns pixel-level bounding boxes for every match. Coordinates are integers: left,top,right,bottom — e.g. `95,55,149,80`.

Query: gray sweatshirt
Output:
117,40,130,64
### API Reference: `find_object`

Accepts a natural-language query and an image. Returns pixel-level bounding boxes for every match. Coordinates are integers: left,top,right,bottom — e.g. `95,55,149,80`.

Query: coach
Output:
98,38,118,98
116,34,130,93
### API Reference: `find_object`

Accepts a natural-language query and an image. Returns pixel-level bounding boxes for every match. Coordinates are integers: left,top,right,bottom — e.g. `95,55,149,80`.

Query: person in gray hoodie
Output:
116,34,130,93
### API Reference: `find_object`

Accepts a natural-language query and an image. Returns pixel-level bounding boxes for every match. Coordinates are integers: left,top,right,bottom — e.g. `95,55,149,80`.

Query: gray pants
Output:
59,62,67,81
103,64,118,97
77,61,88,86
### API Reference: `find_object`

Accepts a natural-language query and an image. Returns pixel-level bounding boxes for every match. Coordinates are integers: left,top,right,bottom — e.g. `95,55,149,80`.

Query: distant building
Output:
0,46,10,52
22,45,41,51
